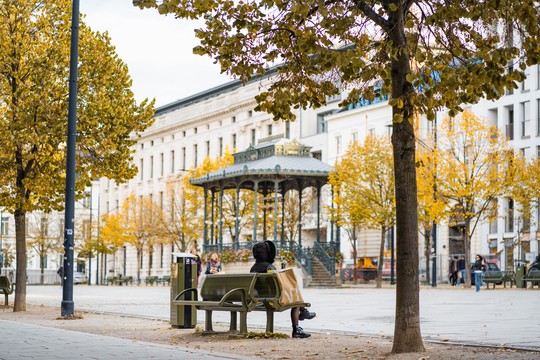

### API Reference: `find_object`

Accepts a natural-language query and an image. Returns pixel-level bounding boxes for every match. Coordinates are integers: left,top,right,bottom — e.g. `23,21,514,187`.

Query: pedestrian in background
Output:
472,254,486,292
449,256,459,286
57,265,64,287
190,248,203,285
457,255,466,286
205,252,222,275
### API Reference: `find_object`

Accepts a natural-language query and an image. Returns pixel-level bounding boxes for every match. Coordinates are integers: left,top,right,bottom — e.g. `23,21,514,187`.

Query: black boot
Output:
292,325,311,338
299,308,316,321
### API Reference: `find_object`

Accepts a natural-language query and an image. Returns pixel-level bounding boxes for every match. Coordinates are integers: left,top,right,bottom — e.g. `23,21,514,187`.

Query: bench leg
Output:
265,310,274,333
204,310,214,333
239,311,248,335
229,311,238,332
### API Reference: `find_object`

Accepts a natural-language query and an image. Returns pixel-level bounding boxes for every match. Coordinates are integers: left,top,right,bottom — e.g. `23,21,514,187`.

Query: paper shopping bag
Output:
275,268,305,306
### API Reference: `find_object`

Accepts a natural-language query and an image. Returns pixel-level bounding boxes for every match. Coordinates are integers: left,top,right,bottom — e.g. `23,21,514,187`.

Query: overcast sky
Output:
80,0,232,107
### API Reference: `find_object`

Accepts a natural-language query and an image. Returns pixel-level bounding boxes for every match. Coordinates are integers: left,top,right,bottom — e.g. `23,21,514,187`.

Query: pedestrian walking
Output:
457,255,466,286
472,254,486,292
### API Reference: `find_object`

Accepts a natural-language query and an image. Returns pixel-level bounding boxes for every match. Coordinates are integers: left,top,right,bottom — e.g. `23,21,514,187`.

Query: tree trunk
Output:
464,219,472,288
376,226,386,288
40,254,45,285
14,210,27,312
424,232,431,284
136,248,142,285
352,235,357,285
389,15,425,352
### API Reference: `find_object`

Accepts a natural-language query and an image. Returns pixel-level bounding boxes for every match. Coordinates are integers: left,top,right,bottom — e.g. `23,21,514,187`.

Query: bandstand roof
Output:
190,139,334,192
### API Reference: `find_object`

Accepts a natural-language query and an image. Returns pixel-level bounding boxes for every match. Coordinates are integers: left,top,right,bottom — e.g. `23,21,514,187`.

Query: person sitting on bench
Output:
250,240,316,338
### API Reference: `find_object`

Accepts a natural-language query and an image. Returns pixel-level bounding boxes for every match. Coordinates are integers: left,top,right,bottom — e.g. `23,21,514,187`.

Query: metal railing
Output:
288,241,312,276
312,241,335,276
203,240,314,275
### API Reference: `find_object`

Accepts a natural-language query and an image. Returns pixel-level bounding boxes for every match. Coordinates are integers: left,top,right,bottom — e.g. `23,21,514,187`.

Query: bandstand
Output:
190,139,339,278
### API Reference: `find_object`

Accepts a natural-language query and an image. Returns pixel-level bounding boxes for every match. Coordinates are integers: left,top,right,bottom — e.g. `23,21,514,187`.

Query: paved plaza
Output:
18,284,540,351
0,319,259,360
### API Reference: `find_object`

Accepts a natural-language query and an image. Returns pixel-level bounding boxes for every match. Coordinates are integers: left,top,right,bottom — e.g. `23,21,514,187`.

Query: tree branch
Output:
352,0,391,32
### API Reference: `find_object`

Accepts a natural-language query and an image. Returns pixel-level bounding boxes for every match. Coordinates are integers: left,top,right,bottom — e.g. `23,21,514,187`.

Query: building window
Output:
316,113,327,134
141,143,144,150
219,137,223,156
352,132,358,143
1,217,9,236
251,129,256,145
232,134,237,150
182,147,186,170
285,121,290,139
182,130,186,137
537,99,540,136
150,156,154,178
232,116,236,123
194,127,198,134
82,192,91,208
206,140,210,157
506,106,514,140
537,65,540,89
336,136,342,155
522,67,531,92
268,124,273,136
505,198,514,233
521,101,530,138
160,153,164,177
506,62,514,95
248,110,253,117
194,144,198,167
170,150,175,173
312,151,322,160
139,158,144,181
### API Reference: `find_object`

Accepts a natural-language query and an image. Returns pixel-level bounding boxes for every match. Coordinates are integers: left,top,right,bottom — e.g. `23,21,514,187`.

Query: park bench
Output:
144,276,158,286
524,269,540,289
172,272,310,335
483,270,514,289
158,275,170,286
114,276,133,286
0,275,15,308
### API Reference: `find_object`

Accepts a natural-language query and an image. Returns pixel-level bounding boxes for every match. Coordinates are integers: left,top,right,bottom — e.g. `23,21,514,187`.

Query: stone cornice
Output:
138,99,258,140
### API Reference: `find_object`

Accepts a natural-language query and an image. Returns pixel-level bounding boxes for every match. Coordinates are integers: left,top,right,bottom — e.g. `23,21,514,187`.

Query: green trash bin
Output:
170,252,197,328
515,264,526,288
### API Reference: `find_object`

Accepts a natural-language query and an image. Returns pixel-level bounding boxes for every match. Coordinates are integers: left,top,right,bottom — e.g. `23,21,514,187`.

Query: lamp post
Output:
61,0,80,318
431,118,438,287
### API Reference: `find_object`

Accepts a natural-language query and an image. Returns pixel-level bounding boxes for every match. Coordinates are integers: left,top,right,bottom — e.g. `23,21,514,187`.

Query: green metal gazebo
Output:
191,139,334,252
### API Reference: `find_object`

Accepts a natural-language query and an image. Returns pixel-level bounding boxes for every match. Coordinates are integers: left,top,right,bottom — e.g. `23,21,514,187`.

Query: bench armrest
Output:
173,288,199,302
219,288,253,310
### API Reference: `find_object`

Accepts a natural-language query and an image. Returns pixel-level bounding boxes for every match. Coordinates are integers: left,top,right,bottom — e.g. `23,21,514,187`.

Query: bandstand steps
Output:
308,259,340,288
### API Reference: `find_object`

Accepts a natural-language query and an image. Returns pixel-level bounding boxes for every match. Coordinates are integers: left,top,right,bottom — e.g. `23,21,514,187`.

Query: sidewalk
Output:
0,319,259,360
